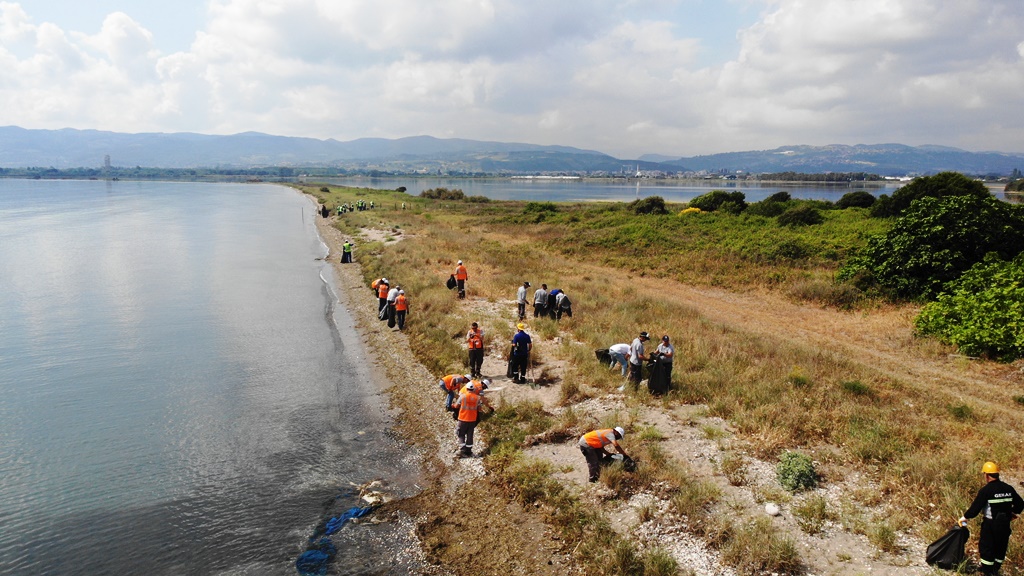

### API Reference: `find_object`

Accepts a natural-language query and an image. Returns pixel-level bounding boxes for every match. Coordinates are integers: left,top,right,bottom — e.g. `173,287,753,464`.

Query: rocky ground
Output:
313,205,1023,575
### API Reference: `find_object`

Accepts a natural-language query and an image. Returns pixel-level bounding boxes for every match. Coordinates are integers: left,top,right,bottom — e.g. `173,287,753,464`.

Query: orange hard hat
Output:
982,461,1000,474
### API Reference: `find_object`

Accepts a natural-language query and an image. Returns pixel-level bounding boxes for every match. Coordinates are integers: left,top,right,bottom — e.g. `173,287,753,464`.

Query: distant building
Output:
104,155,111,169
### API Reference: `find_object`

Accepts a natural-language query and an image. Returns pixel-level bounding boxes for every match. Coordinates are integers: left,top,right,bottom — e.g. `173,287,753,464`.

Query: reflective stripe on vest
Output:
583,429,614,449
396,295,408,311
468,331,483,349
455,266,467,280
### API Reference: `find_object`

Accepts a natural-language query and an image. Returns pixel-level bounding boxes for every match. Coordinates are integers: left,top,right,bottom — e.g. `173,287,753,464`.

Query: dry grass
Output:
296,184,1024,572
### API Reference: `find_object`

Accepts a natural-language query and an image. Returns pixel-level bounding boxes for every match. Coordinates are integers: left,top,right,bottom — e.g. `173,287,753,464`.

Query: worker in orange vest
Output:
579,427,629,483
454,260,468,299
394,290,408,330
451,381,493,457
376,278,390,316
439,373,472,417
466,321,484,378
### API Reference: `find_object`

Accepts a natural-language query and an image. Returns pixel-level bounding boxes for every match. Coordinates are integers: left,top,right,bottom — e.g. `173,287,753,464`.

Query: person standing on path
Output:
454,260,468,299
394,290,408,330
532,284,548,318
655,334,675,385
374,278,390,316
607,342,631,377
341,240,353,263
510,323,532,383
516,281,531,321
466,322,485,378
451,381,493,457
628,332,650,389
960,461,1024,575
579,427,629,483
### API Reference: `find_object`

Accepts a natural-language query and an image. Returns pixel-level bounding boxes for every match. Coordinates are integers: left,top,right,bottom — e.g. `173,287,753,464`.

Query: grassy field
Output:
299,183,1024,575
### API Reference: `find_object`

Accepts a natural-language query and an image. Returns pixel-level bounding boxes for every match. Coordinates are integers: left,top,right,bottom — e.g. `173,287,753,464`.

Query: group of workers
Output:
607,332,675,395
523,283,572,321
370,277,409,330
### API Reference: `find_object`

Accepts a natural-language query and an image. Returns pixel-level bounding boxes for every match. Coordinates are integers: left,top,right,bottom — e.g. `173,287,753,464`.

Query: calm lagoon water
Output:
0,180,420,575
322,176,907,203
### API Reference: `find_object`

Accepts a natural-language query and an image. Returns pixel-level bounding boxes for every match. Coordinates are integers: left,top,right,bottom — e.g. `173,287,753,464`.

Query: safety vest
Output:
467,329,483,349
441,374,465,392
378,283,390,298
371,278,382,290
583,429,615,449
453,390,481,422
395,294,408,311
343,242,352,253
455,265,468,280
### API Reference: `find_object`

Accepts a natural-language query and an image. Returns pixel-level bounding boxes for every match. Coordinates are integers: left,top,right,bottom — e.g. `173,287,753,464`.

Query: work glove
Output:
959,516,968,527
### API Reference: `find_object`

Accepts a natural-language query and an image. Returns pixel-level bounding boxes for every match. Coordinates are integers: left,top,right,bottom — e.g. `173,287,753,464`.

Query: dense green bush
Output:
629,195,667,215
777,451,818,492
747,199,790,217
915,253,1024,360
873,172,991,217
689,190,747,213
765,191,791,203
1007,179,1024,192
839,194,1024,299
777,205,824,226
836,191,876,209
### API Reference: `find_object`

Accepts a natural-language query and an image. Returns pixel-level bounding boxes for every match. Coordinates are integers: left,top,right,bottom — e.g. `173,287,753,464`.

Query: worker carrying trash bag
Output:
959,461,1024,575
578,427,631,483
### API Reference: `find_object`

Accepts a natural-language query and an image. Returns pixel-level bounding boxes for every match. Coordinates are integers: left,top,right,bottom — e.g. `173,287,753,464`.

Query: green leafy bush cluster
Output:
628,195,667,215
689,190,747,213
777,451,818,492
836,191,876,209
839,193,1024,299
915,253,1024,360
778,205,824,227
419,187,465,200
870,171,991,218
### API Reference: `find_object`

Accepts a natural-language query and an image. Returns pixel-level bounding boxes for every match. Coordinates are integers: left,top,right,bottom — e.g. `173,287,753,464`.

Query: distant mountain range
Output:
2,126,1022,176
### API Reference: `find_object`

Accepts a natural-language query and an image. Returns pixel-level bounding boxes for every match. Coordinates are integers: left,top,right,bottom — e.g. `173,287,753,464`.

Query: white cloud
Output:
0,0,1022,158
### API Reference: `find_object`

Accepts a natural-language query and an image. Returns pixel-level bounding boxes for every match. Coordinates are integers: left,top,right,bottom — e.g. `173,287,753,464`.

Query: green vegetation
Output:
777,204,824,227
836,190,876,209
871,171,992,218
916,253,1024,360
419,187,466,200
688,190,747,213
777,452,818,492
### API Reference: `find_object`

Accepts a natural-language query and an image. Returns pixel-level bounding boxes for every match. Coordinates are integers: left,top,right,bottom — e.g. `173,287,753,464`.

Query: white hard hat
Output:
382,277,388,283
457,260,463,265
399,290,405,294
464,374,473,381
481,378,492,389
466,382,476,391
614,426,625,438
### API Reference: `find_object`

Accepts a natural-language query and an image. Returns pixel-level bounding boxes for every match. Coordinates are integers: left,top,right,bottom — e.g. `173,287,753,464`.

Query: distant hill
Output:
670,144,1024,176
1,127,1022,176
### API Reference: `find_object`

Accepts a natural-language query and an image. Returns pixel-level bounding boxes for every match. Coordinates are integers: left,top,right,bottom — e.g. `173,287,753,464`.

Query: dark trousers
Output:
980,516,1012,574
629,362,643,386
378,297,387,313
556,306,572,320
457,279,465,299
341,251,351,263
511,354,528,381
468,349,483,377
457,419,478,454
517,302,526,320
580,446,606,482
533,303,545,317
396,310,406,330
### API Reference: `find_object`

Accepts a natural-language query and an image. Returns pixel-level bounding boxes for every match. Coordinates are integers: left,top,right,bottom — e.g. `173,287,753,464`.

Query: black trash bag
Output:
926,525,969,570
446,275,457,290
378,306,388,321
594,348,611,363
622,455,638,473
387,307,396,328
647,357,671,395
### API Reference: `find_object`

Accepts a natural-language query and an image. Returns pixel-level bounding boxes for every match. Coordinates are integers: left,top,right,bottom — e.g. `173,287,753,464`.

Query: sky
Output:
2,0,1023,159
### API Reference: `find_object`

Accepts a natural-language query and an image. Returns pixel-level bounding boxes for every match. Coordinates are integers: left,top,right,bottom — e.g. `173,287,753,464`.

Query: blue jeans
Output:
609,351,628,376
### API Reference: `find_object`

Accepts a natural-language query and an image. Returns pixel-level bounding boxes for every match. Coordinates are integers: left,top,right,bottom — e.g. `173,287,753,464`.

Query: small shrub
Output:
679,207,702,215
793,494,834,535
777,451,818,492
466,195,491,203
524,201,558,213
841,380,874,398
671,478,721,518
765,191,792,203
836,190,876,209
319,186,329,192
720,453,748,486
419,187,465,200
641,548,679,576
947,403,975,421
746,200,789,217
396,186,407,192
787,280,863,309
689,190,747,212
867,522,901,554
1014,395,1024,406
778,205,824,226
629,195,667,215
787,366,811,388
